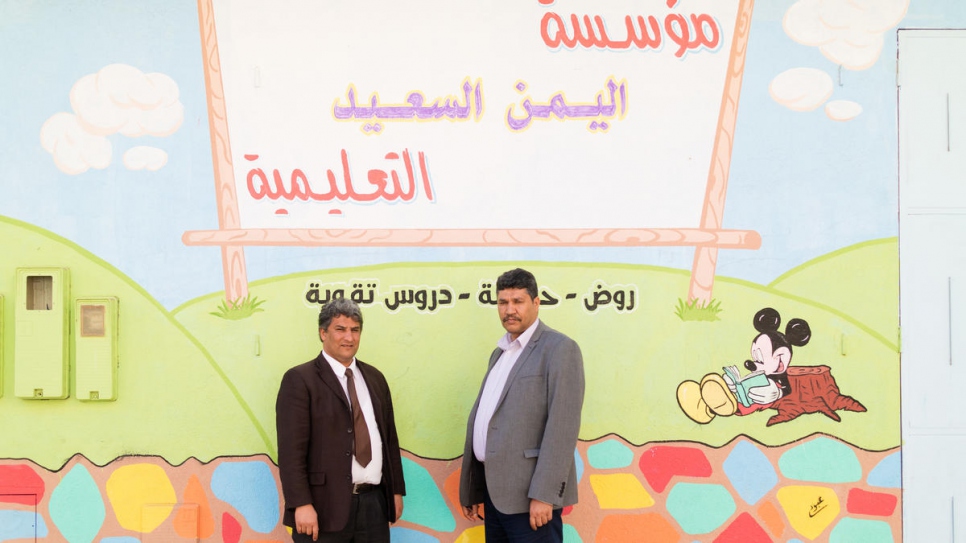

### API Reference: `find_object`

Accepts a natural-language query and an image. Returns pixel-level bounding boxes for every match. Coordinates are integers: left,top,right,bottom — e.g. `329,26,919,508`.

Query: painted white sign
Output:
211,0,740,229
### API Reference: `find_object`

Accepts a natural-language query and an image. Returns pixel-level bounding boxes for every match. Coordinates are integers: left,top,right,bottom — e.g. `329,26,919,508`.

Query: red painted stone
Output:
563,505,574,516
0,464,45,505
714,512,773,543
222,512,242,543
638,445,712,492
847,488,898,516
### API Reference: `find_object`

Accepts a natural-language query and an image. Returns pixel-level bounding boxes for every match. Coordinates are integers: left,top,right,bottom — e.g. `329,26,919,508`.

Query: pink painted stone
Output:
847,488,898,516
0,464,45,505
638,445,712,492
222,512,242,543
714,512,773,543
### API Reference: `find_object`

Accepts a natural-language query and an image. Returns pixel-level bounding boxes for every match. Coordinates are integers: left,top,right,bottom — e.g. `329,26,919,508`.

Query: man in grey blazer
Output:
460,268,585,542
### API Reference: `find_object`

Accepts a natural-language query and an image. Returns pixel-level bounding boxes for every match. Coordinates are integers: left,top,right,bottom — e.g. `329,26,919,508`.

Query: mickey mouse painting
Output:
677,307,866,426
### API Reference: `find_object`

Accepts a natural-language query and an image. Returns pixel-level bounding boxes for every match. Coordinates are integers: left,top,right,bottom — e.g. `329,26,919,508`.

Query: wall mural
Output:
0,0,940,541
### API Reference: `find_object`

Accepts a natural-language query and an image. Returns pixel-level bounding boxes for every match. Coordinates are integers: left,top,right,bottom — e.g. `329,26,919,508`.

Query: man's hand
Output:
461,503,483,521
294,504,319,541
392,494,404,523
529,499,553,530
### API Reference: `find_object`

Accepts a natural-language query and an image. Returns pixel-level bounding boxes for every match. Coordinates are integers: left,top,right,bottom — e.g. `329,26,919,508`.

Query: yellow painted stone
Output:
105,463,177,532
589,473,655,509
776,485,840,540
454,525,486,542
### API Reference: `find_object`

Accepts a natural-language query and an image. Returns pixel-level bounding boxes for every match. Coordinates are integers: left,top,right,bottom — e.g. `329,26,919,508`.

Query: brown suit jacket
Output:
276,352,406,531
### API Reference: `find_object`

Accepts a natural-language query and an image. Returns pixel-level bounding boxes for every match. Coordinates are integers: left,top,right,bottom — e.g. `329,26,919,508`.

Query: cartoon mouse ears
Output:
753,307,811,346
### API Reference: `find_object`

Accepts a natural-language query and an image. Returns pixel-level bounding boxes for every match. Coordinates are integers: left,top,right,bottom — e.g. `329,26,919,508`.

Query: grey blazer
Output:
459,321,585,515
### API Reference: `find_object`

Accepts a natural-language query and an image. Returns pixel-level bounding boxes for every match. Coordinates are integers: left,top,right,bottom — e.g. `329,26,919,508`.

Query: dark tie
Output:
345,368,372,467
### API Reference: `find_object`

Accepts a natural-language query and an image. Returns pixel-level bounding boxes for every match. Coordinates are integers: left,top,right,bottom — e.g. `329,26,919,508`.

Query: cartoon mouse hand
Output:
747,379,782,404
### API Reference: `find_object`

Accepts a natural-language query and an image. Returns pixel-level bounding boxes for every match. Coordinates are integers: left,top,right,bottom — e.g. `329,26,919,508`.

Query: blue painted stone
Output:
574,448,584,482
49,464,105,543
788,540,804,543
778,437,861,483
722,440,778,505
587,439,634,469
829,517,894,542
867,452,901,488
399,457,455,532
210,461,280,533
666,483,736,535
0,510,48,539
390,526,440,543
100,538,140,543
563,523,582,543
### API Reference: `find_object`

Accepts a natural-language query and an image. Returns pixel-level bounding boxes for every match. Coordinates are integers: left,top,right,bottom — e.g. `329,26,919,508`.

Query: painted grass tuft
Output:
675,297,723,321
210,294,266,320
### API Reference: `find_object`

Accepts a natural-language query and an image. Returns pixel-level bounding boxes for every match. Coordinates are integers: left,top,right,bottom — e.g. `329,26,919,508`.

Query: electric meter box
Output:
14,268,70,399
74,297,119,401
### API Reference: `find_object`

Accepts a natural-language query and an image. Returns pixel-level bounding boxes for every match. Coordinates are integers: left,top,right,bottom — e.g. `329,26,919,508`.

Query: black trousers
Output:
483,483,563,543
291,489,389,543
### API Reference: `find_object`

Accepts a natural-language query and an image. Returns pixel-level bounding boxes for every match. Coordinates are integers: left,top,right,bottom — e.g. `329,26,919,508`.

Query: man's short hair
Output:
496,268,539,300
318,297,364,331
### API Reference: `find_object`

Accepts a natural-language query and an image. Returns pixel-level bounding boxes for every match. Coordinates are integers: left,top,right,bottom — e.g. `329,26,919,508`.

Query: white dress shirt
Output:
322,352,384,485
473,318,540,462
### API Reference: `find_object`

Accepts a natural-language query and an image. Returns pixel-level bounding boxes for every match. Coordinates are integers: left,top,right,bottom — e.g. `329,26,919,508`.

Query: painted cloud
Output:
123,146,169,171
783,0,910,70
41,63,183,175
769,68,834,112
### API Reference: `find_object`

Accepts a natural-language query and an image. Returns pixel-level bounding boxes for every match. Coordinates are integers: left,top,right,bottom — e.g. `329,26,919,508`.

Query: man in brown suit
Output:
276,298,405,542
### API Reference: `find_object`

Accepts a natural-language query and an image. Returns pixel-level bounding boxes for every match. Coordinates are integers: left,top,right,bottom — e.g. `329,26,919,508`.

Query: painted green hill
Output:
0,215,900,467
175,261,899,460
0,215,270,469
769,238,899,346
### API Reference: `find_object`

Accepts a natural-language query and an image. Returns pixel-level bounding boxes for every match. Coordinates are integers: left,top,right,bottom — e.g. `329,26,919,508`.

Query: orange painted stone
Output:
175,474,215,539
596,513,679,543
445,467,462,511
846,488,897,516
756,501,784,538
713,512,772,543
638,445,712,492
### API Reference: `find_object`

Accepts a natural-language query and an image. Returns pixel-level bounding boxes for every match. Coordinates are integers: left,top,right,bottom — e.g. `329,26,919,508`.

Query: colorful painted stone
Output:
211,460,280,533
223,511,242,543
399,457,456,532
589,473,654,509
174,474,215,538
390,526,441,542
778,437,861,483
776,485,840,540
867,451,901,488
105,463,177,532
49,464,104,543
0,464,44,505
722,440,778,505
597,513,679,543
587,439,635,469
454,525,486,542
847,488,897,516
638,445,712,492
757,500,785,538
713,512,772,543
0,510,49,540
829,517,895,542
666,483,736,535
